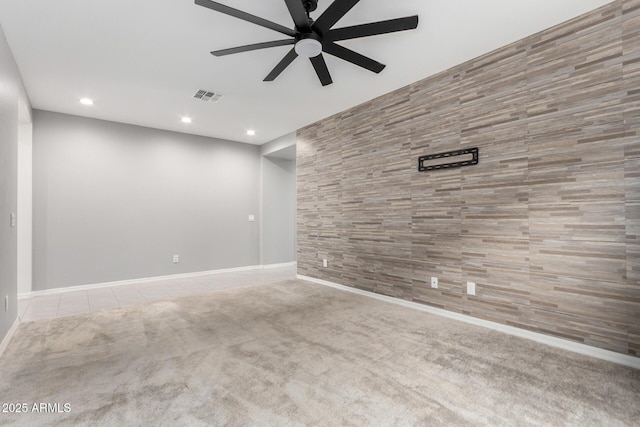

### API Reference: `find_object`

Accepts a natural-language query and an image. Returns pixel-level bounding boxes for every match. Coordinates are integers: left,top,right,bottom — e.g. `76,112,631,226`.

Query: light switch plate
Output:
467,281,476,296
248,214,255,222
173,255,179,263
10,213,16,228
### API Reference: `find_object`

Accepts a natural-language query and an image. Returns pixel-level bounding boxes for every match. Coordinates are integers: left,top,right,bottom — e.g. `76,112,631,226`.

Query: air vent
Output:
193,89,224,103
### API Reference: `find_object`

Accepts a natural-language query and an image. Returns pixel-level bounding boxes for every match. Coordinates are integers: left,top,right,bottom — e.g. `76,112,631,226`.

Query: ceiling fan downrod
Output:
302,0,318,13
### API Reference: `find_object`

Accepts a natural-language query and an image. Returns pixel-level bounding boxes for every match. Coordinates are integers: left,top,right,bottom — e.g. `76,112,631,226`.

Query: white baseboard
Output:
19,262,297,300
0,318,20,359
298,274,640,371
262,261,297,270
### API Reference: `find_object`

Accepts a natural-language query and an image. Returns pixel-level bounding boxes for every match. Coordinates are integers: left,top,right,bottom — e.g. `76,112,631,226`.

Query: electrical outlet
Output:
323,259,328,268
10,213,16,228
173,255,179,263
467,281,476,296
431,276,438,288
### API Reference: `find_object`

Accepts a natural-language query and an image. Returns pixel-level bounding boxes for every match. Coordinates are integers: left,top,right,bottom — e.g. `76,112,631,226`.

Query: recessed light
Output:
246,130,256,136
79,98,94,106
181,117,192,124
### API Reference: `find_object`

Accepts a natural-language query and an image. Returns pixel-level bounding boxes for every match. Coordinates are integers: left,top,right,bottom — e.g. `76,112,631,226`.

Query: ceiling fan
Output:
195,0,419,86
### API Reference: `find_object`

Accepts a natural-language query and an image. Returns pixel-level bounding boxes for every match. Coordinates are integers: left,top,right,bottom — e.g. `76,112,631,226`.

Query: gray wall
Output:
17,121,32,295
260,133,297,265
261,155,296,265
261,132,296,157
0,24,31,342
33,111,261,290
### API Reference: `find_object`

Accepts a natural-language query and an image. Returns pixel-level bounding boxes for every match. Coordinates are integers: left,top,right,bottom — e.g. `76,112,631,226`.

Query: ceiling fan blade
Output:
284,0,311,31
195,0,296,37
310,54,333,86
264,48,299,81
211,39,294,57
312,0,360,33
328,16,418,41
323,42,386,73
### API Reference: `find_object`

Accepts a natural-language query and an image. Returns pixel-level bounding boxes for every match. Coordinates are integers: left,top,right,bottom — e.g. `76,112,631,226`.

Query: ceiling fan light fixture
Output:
295,38,322,58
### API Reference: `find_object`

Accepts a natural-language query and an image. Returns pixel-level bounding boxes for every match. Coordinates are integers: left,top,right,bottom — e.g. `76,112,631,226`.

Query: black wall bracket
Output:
418,147,479,172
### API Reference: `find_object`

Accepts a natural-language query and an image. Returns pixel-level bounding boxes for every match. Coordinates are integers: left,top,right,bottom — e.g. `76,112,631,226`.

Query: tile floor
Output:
18,265,297,322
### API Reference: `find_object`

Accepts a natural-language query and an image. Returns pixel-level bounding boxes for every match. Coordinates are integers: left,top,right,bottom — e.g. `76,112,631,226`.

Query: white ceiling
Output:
0,0,612,145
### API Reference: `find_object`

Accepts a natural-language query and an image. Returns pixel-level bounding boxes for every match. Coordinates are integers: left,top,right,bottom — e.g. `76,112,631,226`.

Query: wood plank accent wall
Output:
297,0,640,357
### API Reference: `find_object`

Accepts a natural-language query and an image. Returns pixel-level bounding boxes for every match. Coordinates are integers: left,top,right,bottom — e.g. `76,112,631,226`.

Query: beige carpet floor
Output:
0,279,638,426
